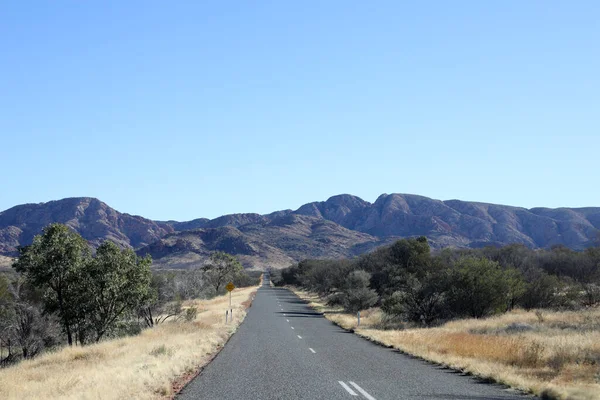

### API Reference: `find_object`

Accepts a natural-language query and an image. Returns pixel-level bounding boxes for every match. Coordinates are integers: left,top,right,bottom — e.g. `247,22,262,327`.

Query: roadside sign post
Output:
226,282,235,322
357,311,361,327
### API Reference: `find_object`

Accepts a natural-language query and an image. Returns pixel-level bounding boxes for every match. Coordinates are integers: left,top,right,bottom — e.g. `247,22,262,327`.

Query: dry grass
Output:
0,255,15,270
291,287,600,400
0,286,258,400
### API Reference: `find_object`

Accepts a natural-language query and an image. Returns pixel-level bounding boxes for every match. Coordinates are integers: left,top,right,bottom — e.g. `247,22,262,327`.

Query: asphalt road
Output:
179,273,532,400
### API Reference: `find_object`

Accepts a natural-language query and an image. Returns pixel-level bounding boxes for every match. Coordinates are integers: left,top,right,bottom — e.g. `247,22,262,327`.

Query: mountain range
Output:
0,194,598,269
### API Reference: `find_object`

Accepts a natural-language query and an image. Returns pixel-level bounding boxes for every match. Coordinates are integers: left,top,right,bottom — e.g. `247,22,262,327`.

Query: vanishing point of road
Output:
179,274,532,400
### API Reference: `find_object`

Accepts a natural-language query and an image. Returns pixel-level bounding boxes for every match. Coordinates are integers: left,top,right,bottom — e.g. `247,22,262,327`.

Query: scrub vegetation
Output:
275,237,600,399
0,286,257,399
0,223,259,367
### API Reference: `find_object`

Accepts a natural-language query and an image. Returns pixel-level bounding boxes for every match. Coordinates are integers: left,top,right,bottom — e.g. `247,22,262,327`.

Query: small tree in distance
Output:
204,252,244,294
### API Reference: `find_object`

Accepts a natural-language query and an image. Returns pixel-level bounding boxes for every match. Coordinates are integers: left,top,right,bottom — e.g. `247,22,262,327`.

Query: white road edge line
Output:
338,381,358,396
349,382,376,400
309,348,316,353
297,335,302,339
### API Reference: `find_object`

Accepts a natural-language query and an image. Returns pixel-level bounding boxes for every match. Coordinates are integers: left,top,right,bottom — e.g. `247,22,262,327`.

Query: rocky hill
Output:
138,214,392,269
0,197,173,256
0,194,598,269
294,194,600,250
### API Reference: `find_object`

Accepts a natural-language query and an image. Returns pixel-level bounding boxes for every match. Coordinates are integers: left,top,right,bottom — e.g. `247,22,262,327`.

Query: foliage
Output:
339,270,378,313
446,257,515,318
382,272,448,326
80,241,153,342
1,223,258,368
13,224,90,346
0,275,61,363
280,236,600,325
203,251,244,294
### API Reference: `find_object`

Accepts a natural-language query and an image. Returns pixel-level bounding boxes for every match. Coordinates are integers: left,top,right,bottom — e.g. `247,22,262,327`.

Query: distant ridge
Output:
0,197,173,255
1,194,598,269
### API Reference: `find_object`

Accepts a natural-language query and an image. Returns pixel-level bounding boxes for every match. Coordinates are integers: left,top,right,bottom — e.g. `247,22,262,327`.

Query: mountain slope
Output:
0,194,598,269
291,194,600,250
0,197,173,255
137,214,392,269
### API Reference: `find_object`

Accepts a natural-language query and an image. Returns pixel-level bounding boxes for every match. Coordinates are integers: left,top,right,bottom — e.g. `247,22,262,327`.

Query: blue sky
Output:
1,1,598,220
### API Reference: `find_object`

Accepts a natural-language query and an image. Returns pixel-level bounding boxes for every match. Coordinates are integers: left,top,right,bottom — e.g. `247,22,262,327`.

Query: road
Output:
178,273,532,400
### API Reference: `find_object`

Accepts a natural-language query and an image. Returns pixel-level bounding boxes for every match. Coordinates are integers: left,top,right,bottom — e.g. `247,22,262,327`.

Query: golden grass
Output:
0,286,258,400
290,287,600,400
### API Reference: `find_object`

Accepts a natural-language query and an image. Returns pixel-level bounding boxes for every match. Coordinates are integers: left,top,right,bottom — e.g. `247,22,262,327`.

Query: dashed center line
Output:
297,335,302,339
286,319,289,322
309,348,316,353
291,327,294,330
338,381,358,396
349,382,376,400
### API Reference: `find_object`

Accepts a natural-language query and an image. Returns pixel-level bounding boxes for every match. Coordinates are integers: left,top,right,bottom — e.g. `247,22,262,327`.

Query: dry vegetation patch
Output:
0,255,14,270
291,287,600,400
0,286,258,400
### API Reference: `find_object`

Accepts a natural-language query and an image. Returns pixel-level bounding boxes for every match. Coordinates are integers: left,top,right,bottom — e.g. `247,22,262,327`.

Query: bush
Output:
340,270,378,313
446,257,516,318
326,292,346,307
521,271,561,310
343,287,378,314
184,307,198,322
382,273,448,326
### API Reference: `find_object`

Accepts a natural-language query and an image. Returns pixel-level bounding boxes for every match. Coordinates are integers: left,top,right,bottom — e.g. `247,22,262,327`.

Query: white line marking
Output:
338,381,358,396
291,327,294,329
286,319,289,322
349,382,376,400
309,348,316,353
297,335,302,339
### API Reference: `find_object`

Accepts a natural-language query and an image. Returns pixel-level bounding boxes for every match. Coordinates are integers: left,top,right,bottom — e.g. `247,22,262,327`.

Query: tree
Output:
13,224,90,346
360,237,433,296
382,272,448,326
520,270,561,309
203,252,243,293
0,276,60,361
340,270,378,313
446,257,514,318
504,267,527,311
81,241,153,342
138,273,181,328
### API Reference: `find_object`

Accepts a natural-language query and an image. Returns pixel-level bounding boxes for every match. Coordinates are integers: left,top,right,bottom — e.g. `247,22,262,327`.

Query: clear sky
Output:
1,1,598,220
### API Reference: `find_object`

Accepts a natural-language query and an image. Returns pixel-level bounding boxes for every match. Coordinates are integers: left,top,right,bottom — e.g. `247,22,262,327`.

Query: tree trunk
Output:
65,323,73,346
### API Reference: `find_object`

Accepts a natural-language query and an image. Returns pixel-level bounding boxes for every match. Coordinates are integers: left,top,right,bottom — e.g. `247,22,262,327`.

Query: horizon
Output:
1,1,598,220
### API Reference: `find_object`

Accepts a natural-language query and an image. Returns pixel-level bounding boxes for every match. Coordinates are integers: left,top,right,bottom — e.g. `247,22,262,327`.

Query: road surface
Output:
179,273,532,400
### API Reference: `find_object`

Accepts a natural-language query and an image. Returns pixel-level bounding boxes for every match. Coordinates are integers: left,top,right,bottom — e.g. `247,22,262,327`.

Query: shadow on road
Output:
276,311,323,318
